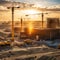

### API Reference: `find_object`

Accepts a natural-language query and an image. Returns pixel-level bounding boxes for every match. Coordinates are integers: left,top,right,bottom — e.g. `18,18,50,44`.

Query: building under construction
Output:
12,18,60,40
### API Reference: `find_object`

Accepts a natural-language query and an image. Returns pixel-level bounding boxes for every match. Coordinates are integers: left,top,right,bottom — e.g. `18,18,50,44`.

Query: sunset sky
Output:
0,0,60,8
7,0,60,6
0,0,59,6
0,0,60,21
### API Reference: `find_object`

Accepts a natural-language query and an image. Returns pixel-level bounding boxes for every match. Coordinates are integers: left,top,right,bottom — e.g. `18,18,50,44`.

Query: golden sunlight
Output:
28,22,33,34
23,9,39,15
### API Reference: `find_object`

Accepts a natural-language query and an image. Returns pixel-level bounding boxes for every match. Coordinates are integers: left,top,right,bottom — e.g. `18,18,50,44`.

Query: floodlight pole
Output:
11,7,14,42
20,18,23,32
42,13,44,28
41,13,48,28
19,18,23,39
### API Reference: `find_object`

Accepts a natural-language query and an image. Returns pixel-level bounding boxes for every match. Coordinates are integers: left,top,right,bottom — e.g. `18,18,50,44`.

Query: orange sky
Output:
0,9,60,21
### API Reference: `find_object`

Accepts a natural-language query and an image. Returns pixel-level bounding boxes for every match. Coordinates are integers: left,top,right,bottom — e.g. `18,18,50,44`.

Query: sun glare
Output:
33,3,45,8
23,9,39,15
28,22,33,34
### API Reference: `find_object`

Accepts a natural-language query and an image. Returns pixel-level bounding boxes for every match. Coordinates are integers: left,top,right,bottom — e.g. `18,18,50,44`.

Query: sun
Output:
28,22,33,34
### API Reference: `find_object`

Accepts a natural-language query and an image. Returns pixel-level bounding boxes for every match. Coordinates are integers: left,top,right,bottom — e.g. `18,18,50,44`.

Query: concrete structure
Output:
47,18,60,28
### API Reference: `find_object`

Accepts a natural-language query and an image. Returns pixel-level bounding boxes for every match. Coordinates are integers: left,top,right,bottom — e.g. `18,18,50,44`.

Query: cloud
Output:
0,6,7,10
0,0,5,1
0,0,60,9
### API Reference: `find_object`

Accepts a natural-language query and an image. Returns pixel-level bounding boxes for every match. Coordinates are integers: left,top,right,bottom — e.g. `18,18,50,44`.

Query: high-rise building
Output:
47,18,59,28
